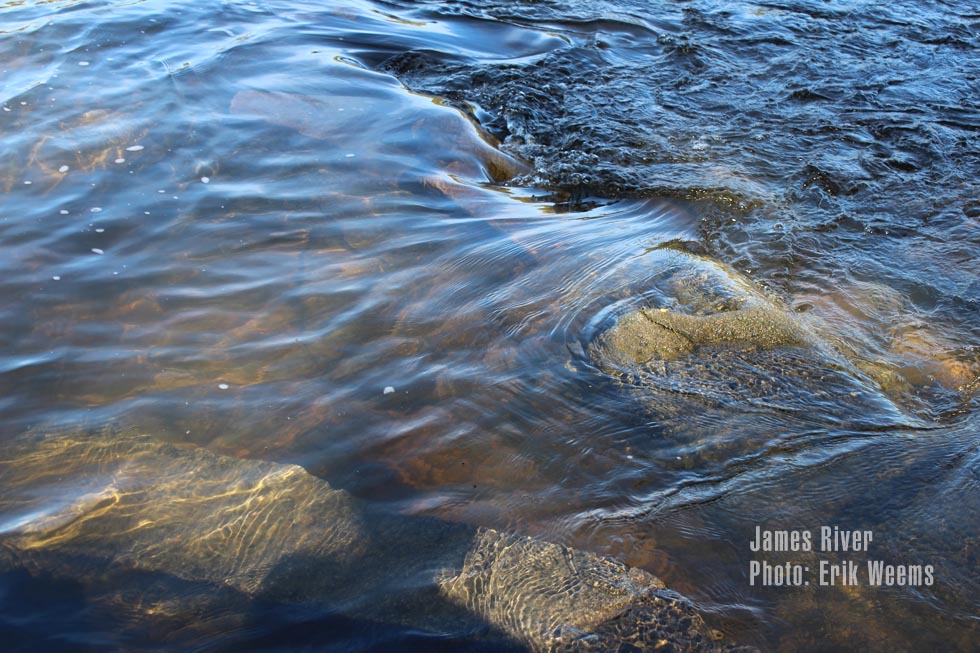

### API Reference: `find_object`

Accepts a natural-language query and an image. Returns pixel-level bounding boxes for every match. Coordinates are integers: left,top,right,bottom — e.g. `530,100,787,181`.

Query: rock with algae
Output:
0,429,756,652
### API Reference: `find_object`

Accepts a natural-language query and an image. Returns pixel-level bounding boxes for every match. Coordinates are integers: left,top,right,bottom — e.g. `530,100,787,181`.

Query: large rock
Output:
587,245,941,467
443,527,729,652
591,246,976,410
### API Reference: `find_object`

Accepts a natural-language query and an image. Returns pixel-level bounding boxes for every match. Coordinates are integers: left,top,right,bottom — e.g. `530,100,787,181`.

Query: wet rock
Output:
443,527,757,653
588,247,927,466
596,305,808,365
590,245,976,415
590,245,824,373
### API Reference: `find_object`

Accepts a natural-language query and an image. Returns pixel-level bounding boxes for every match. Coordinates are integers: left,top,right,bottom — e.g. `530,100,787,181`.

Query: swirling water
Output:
1,0,979,651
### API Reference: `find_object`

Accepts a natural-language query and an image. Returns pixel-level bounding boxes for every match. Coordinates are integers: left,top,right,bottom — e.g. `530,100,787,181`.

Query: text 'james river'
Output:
748,525,934,587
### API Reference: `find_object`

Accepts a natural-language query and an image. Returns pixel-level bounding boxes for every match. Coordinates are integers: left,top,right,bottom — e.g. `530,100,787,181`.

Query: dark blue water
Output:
1,0,979,651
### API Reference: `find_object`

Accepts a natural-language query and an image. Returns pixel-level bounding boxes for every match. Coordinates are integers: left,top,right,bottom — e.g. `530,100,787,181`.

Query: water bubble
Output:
52,275,61,280
114,158,125,164
78,61,90,66
383,386,395,395
59,210,68,215
91,248,104,255
201,176,210,184
218,383,229,390
58,165,69,173
126,145,144,152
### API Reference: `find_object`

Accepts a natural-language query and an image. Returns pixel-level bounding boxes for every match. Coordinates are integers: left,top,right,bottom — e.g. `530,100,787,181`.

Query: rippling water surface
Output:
2,0,980,651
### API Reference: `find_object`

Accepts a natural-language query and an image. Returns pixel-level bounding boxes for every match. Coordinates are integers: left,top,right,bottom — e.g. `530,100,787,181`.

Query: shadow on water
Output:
1,0,980,651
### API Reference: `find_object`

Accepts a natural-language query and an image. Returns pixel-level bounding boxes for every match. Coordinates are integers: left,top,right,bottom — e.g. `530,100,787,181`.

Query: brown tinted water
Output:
2,0,980,651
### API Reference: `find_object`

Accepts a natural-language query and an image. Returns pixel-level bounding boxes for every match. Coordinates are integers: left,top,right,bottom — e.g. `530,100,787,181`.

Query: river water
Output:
1,0,979,651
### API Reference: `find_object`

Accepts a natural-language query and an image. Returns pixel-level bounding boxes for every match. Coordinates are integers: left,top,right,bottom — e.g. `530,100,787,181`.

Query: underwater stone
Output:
442,527,757,652
597,305,809,365
591,248,813,369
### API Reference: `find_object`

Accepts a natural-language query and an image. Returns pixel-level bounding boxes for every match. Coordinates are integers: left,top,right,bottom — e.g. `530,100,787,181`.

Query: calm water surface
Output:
2,0,980,651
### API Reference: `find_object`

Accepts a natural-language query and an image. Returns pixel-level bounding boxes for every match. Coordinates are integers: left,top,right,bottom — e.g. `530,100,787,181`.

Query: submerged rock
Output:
444,526,751,652
590,245,976,422
591,243,821,368
592,245,815,367
587,246,939,464
0,429,755,652
597,305,808,365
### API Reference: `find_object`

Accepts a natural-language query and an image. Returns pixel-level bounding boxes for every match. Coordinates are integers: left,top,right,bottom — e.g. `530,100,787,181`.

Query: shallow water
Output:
1,0,979,651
